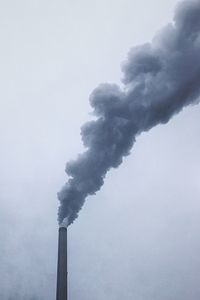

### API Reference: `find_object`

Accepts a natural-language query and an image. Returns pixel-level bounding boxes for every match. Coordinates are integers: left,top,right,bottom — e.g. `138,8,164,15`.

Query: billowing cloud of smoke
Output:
58,0,200,225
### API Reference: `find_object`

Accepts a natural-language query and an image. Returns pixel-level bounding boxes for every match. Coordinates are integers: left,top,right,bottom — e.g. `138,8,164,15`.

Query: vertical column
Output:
56,226,67,300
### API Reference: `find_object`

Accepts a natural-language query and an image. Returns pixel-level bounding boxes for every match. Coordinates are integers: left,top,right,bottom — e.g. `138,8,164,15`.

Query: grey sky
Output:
0,0,200,299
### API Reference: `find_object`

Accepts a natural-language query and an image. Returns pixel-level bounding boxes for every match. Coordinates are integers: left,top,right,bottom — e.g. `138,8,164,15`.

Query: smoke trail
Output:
58,0,200,225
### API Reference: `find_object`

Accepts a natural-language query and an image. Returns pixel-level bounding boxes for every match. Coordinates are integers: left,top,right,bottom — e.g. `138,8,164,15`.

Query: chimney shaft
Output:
56,227,68,300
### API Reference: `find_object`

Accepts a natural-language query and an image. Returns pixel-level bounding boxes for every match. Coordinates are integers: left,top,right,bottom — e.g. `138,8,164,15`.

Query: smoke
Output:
58,0,200,225
60,217,69,228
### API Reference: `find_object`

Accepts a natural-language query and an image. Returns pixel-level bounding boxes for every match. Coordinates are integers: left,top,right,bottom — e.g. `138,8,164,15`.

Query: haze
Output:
0,0,200,299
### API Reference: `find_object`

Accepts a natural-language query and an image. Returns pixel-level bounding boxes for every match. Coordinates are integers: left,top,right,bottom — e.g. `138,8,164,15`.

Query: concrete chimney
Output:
56,226,68,300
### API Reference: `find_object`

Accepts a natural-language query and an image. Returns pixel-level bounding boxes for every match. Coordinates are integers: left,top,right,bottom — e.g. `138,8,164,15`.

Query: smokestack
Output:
56,219,68,300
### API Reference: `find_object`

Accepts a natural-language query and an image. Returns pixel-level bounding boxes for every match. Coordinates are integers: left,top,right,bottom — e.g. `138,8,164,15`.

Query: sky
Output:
0,0,200,299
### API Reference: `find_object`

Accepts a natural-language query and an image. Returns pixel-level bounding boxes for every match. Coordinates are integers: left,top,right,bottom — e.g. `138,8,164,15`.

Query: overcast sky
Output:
0,0,200,299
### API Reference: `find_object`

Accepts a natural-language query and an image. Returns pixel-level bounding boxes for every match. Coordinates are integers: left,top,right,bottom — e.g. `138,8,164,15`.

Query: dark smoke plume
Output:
58,0,200,225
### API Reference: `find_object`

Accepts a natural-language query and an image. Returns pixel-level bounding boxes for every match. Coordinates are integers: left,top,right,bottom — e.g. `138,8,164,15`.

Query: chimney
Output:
56,226,68,300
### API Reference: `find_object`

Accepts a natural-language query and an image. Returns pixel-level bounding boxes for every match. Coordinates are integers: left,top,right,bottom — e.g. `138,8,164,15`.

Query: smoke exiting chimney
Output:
58,0,200,225
56,218,68,300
